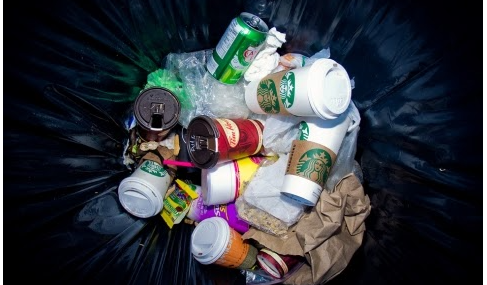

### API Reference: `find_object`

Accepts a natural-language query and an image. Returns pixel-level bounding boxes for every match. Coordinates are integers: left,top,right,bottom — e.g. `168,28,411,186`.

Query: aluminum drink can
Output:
206,12,269,85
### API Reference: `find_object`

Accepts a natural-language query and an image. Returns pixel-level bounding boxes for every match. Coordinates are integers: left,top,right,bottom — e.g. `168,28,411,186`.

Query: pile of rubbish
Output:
119,12,371,285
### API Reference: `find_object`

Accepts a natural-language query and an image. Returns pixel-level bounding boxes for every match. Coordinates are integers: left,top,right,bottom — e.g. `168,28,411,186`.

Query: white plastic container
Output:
245,58,352,120
118,160,172,218
281,113,351,206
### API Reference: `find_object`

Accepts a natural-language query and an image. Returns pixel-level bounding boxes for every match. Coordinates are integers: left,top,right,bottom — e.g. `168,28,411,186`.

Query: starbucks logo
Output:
298,121,309,140
140,160,167,177
257,79,280,113
296,149,332,186
280,72,295,108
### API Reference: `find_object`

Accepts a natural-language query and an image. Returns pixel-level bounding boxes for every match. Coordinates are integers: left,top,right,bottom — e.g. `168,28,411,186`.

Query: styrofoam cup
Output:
118,160,172,218
245,58,351,120
281,113,351,206
191,217,257,269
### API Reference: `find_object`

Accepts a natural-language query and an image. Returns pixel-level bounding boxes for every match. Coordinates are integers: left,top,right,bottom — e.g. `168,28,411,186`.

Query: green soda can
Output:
207,12,269,85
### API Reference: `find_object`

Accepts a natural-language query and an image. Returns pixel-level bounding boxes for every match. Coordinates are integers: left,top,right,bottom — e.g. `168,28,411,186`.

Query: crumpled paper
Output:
243,173,371,285
244,27,286,82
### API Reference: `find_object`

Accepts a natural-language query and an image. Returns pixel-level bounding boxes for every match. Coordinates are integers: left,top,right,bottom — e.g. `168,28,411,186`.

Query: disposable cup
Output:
201,156,264,206
191,217,257,269
281,113,351,206
245,58,351,120
118,160,172,218
134,87,180,142
186,115,264,169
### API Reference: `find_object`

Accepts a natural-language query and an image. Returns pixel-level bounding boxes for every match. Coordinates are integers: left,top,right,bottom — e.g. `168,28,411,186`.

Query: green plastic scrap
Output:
143,69,192,109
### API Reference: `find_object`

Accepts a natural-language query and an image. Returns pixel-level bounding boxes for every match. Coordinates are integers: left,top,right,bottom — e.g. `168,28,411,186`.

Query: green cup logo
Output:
257,79,280,113
141,160,167,177
280,72,295,108
298,121,309,140
296,149,332,186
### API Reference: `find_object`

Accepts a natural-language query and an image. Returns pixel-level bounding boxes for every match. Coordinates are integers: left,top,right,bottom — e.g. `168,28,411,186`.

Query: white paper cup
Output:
245,58,351,120
201,160,237,206
281,113,351,206
118,160,172,218
201,156,263,206
191,217,257,269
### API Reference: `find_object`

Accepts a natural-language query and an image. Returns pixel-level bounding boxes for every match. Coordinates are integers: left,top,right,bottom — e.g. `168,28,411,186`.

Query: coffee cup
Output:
134,87,181,142
201,156,264,206
191,217,258,269
281,112,351,206
118,160,172,218
186,115,265,169
245,58,351,120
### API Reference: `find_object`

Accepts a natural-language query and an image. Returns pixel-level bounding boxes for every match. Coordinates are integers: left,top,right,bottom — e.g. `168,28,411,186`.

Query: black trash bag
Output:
4,0,482,284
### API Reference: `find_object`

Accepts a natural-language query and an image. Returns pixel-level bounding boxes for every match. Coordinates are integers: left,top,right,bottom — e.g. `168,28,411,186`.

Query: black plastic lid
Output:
186,115,220,169
134,87,180,131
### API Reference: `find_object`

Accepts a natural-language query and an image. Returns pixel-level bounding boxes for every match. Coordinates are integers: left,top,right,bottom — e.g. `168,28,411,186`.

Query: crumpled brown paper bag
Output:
242,173,371,285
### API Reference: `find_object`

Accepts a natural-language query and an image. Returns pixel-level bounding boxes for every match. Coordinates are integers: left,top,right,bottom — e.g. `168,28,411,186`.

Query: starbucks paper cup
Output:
191,217,257,269
118,160,172,218
281,114,351,206
245,58,351,120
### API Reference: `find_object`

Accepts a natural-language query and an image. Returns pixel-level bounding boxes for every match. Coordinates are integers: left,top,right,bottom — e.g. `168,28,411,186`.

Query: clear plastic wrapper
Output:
237,153,306,236
261,115,301,155
164,50,250,128
324,102,362,192
243,261,306,285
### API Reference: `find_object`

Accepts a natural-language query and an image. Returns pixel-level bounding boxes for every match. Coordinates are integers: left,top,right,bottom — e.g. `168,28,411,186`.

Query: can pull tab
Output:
193,135,217,152
149,103,165,131
246,16,261,29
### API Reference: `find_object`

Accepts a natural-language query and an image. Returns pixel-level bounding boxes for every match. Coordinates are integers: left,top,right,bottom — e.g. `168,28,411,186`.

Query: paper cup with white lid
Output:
190,217,257,269
118,160,172,218
245,58,351,119
281,112,351,206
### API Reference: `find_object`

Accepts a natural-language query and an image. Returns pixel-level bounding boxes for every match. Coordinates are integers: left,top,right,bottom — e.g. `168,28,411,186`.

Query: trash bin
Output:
4,0,482,284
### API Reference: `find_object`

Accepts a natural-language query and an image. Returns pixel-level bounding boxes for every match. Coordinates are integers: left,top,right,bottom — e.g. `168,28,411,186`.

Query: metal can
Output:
206,12,269,85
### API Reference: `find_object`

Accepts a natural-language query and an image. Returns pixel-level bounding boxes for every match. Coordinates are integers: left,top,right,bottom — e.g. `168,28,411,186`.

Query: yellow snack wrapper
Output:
161,179,199,228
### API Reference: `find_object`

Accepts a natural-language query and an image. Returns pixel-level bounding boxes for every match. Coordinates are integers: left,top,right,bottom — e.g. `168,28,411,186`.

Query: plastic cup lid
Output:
134,87,181,131
186,115,220,169
191,217,230,264
308,59,351,120
118,177,163,218
202,161,236,205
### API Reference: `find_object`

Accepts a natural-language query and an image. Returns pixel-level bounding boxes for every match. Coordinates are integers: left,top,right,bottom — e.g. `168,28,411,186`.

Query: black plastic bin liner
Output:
4,0,482,284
